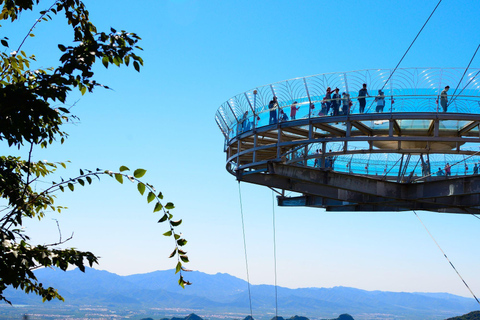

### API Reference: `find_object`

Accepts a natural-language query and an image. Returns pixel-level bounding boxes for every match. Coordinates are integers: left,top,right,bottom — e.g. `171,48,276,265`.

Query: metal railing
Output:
215,68,480,139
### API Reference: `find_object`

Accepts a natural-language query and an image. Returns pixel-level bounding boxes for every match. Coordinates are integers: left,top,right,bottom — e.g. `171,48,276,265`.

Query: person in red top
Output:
445,163,451,176
290,101,300,119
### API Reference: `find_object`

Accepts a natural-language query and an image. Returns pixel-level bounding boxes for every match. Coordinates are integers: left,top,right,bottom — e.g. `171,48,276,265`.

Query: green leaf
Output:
119,166,129,172
171,219,182,227
165,202,175,210
68,183,74,191
102,55,109,68
163,230,172,237
86,176,92,184
133,60,140,72
1,39,8,47
178,275,185,288
175,261,182,274
153,202,163,212
168,248,177,258
133,168,146,178
157,192,163,199
147,191,155,203
114,173,123,184
158,214,168,223
58,44,66,51
137,182,145,195
177,239,187,246
80,169,84,175
180,255,189,263
59,185,64,192
174,234,180,240
78,179,85,186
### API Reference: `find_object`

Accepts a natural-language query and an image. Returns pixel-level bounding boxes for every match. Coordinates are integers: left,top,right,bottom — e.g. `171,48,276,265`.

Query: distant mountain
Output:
2,268,479,320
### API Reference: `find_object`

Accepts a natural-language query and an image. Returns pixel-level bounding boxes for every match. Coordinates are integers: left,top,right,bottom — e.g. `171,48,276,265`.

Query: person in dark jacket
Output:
358,83,370,113
268,96,278,124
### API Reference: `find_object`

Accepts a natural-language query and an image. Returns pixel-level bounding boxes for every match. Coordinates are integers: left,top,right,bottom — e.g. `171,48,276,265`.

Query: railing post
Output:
303,77,312,119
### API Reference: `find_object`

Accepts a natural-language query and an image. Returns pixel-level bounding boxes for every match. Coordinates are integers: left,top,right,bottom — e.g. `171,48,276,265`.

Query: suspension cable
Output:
238,182,253,317
448,70,480,108
272,191,278,318
366,0,442,113
447,44,480,108
413,210,480,305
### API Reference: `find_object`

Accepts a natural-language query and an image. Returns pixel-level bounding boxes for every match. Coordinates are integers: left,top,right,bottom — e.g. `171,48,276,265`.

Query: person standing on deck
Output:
445,162,451,176
325,87,333,115
332,88,341,116
440,85,450,112
342,92,351,115
269,96,278,124
358,83,370,113
290,101,300,120
375,89,385,112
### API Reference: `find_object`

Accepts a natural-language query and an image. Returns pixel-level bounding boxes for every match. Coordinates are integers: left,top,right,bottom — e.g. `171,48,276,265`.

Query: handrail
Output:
215,68,480,137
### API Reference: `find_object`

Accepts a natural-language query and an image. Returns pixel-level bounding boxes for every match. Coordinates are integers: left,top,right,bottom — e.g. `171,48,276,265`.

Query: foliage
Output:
0,0,189,305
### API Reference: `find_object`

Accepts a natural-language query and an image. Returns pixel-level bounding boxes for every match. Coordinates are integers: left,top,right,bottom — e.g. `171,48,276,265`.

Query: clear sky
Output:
9,0,480,299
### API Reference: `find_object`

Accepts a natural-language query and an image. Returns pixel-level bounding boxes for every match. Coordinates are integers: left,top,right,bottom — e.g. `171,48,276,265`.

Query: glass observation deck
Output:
216,68,480,182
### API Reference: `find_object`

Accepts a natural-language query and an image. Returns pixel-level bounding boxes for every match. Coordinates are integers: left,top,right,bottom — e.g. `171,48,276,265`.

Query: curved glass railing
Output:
215,68,480,140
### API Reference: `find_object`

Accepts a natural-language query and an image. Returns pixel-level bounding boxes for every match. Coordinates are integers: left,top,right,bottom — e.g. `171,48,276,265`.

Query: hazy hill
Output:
3,268,479,320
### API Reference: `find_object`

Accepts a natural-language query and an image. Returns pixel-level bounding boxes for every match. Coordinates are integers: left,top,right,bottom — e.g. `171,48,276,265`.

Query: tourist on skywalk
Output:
332,88,341,116
268,96,278,124
320,98,327,116
375,90,385,113
342,92,351,115
325,87,333,115
358,83,370,113
279,109,289,122
437,167,445,176
445,162,451,176
240,111,251,132
440,85,450,112
474,163,478,175
290,101,300,119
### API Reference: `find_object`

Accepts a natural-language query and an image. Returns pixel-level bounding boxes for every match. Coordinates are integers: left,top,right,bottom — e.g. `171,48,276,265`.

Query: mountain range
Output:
1,268,479,320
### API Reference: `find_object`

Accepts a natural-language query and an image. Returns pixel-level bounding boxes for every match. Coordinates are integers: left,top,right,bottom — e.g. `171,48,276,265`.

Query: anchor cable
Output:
413,210,480,305
272,191,279,318
238,182,254,317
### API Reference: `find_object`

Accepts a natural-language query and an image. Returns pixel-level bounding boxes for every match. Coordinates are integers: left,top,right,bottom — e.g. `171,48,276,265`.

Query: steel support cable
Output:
365,0,443,113
448,70,480,108
238,182,254,317
272,191,279,318
447,44,480,108
413,210,480,305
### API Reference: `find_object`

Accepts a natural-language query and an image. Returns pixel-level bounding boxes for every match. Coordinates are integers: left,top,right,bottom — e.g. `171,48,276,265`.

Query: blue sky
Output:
8,0,480,299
